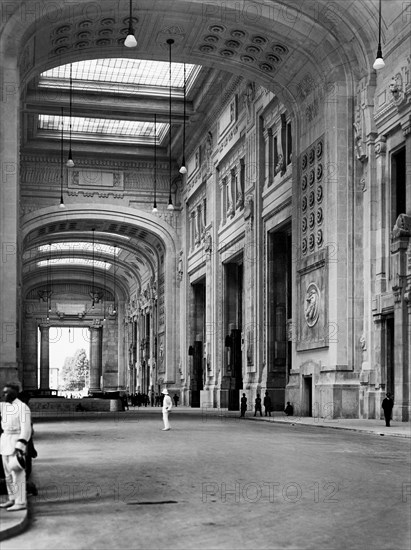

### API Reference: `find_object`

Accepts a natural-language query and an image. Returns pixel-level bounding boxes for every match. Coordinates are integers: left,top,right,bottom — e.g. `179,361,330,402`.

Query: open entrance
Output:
224,261,243,411
267,225,292,410
190,280,206,407
385,316,395,397
303,376,313,417
38,326,90,396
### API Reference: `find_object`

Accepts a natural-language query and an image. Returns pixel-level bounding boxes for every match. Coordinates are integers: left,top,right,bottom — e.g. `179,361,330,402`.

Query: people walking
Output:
263,391,272,417
0,382,32,511
381,393,394,427
240,393,247,417
254,394,263,417
161,388,173,431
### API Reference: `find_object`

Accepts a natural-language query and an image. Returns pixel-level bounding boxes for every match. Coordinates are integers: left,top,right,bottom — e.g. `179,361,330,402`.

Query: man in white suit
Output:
161,388,173,431
0,382,32,511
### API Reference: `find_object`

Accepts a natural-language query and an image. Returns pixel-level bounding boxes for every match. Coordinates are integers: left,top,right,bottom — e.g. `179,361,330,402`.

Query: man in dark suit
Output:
381,393,394,427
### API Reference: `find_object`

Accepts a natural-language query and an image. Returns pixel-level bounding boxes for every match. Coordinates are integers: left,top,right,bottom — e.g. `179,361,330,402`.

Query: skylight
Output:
38,259,111,269
38,115,166,140
40,58,199,90
39,243,121,256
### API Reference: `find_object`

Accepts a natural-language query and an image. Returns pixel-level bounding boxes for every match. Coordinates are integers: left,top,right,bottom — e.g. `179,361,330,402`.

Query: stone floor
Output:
1,407,410,549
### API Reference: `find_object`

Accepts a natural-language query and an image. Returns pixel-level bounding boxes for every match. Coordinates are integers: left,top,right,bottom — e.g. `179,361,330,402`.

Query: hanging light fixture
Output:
66,63,75,167
373,0,385,70
167,38,175,211
91,228,95,309
152,113,158,213
112,245,117,315
124,0,137,48
179,63,187,175
59,107,66,209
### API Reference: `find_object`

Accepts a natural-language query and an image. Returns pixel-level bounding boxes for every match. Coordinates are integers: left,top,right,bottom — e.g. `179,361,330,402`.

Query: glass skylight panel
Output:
38,243,121,256
41,59,198,89
38,259,111,269
38,114,166,139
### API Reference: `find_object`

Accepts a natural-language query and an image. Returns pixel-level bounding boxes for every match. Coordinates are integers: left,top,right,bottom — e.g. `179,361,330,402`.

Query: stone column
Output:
391,227,410,421
0,55,20,386
149,304,155,391
39,325,50,390
406,278,411,422
89,326,102,392
374,136,387,295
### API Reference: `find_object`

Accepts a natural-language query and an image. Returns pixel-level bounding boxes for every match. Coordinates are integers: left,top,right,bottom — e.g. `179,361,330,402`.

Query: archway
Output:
20,205,179,392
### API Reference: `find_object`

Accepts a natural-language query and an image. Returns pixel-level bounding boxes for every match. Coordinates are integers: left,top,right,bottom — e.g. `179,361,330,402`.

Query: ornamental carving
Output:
204,232,212,255
392,214,411,238
304,283,320,327
299,136,325,257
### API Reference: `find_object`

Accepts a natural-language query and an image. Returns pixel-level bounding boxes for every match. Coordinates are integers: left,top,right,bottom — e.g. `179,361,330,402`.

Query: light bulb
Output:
373,57,385,70
59,201,66,209
179,165,187,174
125,32,137,48
66,156,74,168
167,202,174,211
152,205,158,213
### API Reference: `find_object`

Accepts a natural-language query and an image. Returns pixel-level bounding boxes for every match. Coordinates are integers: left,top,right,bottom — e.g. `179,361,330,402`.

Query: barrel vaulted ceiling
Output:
3,0,401,306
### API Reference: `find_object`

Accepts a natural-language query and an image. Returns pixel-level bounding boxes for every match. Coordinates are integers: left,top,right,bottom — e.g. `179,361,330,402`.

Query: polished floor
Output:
1,408,410,550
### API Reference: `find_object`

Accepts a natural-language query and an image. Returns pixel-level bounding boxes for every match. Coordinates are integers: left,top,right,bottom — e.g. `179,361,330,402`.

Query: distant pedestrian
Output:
240,393,247,417
254,394,263,417
173,393,179,407
263,391,272,417
381,393,394,427
161,388,173,431
284,402,294,416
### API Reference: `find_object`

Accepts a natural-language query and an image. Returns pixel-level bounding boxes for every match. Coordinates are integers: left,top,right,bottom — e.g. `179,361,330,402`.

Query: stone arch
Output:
20,204,180,383
3,0,385,121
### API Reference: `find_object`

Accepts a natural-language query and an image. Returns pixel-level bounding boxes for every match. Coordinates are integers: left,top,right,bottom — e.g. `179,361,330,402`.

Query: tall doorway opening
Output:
304,376,313,417
190,280,206,407
385,316,395,397
267,226,292,410
40,326,90,396
224,261,243,411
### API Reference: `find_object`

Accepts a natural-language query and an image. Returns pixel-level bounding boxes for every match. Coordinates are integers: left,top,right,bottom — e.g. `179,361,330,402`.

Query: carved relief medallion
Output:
304,283,320,327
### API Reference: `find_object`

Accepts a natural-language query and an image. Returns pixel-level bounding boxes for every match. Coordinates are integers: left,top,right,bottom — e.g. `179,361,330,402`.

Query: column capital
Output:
374,136,387,158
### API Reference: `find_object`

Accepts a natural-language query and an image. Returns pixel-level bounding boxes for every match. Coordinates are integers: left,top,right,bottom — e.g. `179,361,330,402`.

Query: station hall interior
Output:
0,0,410,421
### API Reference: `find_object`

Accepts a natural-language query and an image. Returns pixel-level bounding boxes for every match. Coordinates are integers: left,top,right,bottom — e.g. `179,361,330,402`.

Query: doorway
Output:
44,326,90,395
190,280,205,407
386,316,394,397
304,376,313,417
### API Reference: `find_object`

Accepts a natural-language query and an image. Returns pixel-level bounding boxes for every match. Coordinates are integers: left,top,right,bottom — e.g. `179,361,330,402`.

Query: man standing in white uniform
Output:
161,388,173,431
0,382,32,511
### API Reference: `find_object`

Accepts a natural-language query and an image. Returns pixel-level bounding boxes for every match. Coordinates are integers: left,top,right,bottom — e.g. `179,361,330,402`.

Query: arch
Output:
1,0,390,121
20,204,180,382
